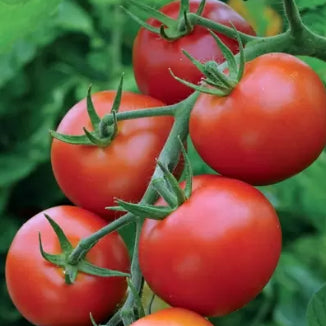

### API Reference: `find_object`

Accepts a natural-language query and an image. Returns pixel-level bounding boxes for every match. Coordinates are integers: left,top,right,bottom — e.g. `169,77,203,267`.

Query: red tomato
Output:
130,307,213,326
5,206,130,326
190,53,326,185
51,91,172,219
139,175,281,317
133,0,256,104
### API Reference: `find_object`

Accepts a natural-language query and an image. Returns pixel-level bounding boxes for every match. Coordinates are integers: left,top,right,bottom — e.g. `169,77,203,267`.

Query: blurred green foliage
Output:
0,0,326,325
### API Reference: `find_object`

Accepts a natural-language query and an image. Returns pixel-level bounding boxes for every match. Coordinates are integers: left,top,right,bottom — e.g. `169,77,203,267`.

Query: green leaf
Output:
301,6,326,36
44,214,73,252
50,129,93,145
112,199,173,220
289,235,326,282
261,151,326,233
118,222,136,255
0,152,41,188
274,252,324,326
299,56,326,85
0,0,62,54
0,283,21,322
307,284,326,326
0,0,30,4
0,212,19,253
0,40,36,89
296,0,326,10
55,0,94,35
8,162,64,209
0,69,75,187
79,260,130,278
0,188,10,215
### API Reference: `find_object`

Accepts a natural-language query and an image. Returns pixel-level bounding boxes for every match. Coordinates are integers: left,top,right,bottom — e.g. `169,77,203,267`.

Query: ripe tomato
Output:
51,91,172,219
5,206,130,326
190,53,326,185
130,307,213,326
139,175,281,317
133,0,256,104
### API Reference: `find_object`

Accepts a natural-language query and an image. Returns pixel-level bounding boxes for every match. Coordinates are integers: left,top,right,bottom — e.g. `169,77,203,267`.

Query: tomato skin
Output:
130,308,213,326
133,0,256,104
190,53,326,185
5,206,130,326
51,91,172,219
139,175,281,317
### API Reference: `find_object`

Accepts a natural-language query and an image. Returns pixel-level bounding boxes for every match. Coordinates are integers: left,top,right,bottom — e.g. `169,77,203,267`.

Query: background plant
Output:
1,0,326,325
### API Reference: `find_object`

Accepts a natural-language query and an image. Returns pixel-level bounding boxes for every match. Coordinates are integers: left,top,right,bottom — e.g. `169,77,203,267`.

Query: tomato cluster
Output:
5,0,326,326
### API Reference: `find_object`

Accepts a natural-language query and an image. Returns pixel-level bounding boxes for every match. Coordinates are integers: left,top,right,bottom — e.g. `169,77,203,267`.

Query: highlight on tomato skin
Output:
51,91,174,220
139,174,282,317
190,53,326,186
5,205,130,326
133,0,256,105
129,307,214,326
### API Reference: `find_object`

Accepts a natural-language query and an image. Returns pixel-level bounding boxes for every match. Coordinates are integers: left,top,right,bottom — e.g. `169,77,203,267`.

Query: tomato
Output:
51,91,173,219
133,0,255,105
139,175,281,317
130,307,213,326
190,53,326,185
5,206,130,326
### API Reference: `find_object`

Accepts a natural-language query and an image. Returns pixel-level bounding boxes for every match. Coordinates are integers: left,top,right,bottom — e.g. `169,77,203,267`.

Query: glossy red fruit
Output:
130,307,213,326
139,175,281,316
133,0,256,104
51,91,173,219
6,205,130,326
190,53,326,185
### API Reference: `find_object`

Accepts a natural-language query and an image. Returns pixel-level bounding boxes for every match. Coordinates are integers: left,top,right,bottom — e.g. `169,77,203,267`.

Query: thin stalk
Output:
283,0,306,36
217,30,326,72
97,104,178,130
68,91,199,276
188,13,258,45
68,213,135,265
120,219,143,326
115,105,176,120
108,91,200,326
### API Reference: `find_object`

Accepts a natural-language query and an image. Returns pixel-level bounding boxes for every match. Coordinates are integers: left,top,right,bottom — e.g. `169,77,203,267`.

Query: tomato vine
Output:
60,0,326,324
5,0,326,325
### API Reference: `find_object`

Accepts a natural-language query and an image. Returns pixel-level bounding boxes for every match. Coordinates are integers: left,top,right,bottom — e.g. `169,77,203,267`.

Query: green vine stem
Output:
102,104,176,127
67,92,199,326
187,13,257,45
65,0,326,325
283,0,306,36
188,0,326,63
67,213,135,265
68,91,198,264
119,219,143,326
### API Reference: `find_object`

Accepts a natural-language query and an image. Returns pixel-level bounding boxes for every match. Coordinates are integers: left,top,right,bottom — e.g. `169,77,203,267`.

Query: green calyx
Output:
39,214,130,285
50,75,124,147
171,29,245,96
123,0,206,41
109,138,193,220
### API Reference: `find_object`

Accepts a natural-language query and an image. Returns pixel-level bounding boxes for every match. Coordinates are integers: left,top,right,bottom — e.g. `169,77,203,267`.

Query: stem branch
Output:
68,213,136,265
188,13,258,45
283,0,305,36
115,105,176,120
120,219,143,326
111,91,200,326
